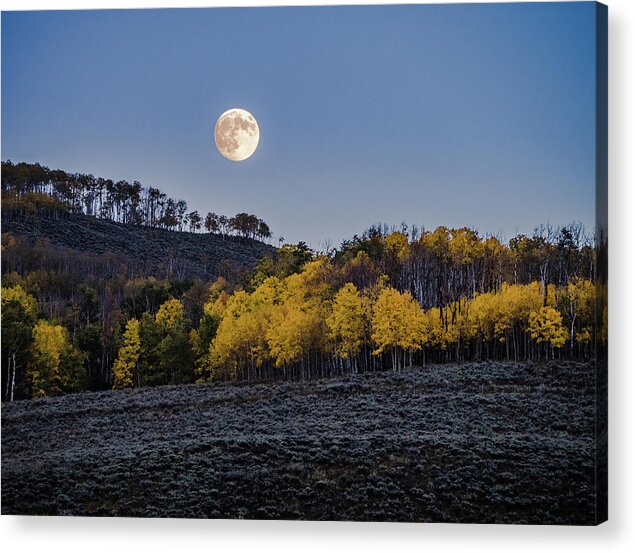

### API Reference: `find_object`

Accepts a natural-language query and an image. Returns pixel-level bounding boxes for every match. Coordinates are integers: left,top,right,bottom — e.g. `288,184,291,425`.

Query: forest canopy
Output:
1,160,605,401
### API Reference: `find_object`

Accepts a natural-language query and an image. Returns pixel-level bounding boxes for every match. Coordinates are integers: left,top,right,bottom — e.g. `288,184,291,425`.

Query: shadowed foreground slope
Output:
1,361,597,523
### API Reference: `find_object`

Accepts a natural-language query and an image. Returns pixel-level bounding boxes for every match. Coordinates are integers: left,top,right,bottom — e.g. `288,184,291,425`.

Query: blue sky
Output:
2,3,598,248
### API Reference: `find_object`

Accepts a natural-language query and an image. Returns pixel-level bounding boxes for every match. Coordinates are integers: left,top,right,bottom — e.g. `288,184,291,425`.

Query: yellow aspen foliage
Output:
469,283,543,343
267,300,323,367
257,260,335,370
424,306,466,350
2,284,38,316
203,293,229,319
556,278,596,349
448,298,476,344
499,283,541,339
284,257,334,303
2,284,39,401
250,276,282,309
577,280,596,321
211,309,267,378
28,319,86,397
469,291,498,342
385,232,410,262
326,283,366,359
203,277,231,319
371,287,426,356
449,227,483,265
528,306,568,348
208,277,280,379
30,320,64,397
150,298,193,385
197,248,588,377
398,297,427,353
420,226,451,262
424,308,447,350
189,328,200,353
112,318,141,389
208,276,229,299
562,278,595,325
575,327,592,345
155,298,185,330
546,283,557,308
483,236,505,259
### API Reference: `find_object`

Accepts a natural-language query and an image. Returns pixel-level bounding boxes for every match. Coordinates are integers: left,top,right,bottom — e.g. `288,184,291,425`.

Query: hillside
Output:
2,214,275,280
1,361,599,523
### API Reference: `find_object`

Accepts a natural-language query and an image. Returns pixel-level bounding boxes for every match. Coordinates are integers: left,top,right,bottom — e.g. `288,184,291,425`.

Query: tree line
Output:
195,262,600,383
2,223,605,401
1,160,272,241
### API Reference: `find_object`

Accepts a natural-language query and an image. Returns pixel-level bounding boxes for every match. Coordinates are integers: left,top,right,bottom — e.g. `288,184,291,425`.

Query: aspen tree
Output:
1,285,38,401
326,283,366,366
27,320,87,397
112,318,141,389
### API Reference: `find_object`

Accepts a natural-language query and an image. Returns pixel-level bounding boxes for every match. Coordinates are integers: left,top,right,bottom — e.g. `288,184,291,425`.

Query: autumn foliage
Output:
192,260,597,383
1,173,606,399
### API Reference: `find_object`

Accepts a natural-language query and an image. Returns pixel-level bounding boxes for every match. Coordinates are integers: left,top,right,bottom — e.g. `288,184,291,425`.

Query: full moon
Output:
214,108,260,161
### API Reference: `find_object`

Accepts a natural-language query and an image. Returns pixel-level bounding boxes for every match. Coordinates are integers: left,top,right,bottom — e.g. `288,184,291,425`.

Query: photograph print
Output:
1,1,608,524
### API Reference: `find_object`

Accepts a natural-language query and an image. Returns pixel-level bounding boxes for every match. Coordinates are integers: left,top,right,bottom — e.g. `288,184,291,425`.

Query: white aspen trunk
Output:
5,354,12,401
570,311,576,353
10,352,17,402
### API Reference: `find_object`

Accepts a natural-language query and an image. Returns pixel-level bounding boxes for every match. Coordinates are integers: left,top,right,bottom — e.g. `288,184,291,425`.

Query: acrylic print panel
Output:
0,2,607,524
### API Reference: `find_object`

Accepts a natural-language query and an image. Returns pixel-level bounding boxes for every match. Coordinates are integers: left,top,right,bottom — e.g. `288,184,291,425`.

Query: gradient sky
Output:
2,2,598,248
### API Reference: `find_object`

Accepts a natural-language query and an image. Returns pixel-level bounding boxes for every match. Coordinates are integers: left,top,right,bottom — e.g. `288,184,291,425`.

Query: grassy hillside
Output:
2,214,275,280
1,361,598,523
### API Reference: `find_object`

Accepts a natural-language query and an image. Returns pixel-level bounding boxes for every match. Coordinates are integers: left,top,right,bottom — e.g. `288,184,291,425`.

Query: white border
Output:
1,1,633,552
